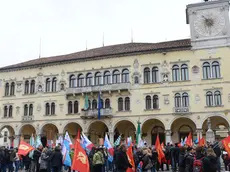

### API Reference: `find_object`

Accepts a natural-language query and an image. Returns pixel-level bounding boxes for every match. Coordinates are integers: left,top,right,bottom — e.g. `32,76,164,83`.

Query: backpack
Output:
193,157,204,172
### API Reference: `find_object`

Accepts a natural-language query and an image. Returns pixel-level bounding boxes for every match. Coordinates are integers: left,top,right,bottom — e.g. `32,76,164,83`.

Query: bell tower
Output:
186,0,230,49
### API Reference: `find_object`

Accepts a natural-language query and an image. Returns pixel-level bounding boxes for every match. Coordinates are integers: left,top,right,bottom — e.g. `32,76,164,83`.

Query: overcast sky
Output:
0,0,201,67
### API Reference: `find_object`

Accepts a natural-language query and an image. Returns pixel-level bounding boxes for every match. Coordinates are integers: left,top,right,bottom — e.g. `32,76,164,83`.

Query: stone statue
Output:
206,117,215,143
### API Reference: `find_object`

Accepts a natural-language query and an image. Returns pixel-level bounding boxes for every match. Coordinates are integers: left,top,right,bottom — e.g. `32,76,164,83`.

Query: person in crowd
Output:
39,147,50,172
178,146,186,172
115,144,133,172
141,148,153,172
184,147,194,172
165,142,171,171
222,151,230,171
49,146,63,172
14,148,20,172
212,141,221,172
203,148,218,172
170,143,180,172
151,146,158,172
92,147,104,172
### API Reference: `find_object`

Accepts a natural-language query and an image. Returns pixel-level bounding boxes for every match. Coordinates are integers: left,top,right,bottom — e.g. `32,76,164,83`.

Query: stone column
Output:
14,135,20,148
165,130,172,144
196,129,203,139
109,132,114,144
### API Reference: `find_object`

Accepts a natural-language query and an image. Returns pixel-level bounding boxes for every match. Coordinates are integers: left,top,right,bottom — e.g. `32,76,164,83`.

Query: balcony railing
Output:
174,107,190,114
66,83,131,95
22,115,34,121
81,108,113,119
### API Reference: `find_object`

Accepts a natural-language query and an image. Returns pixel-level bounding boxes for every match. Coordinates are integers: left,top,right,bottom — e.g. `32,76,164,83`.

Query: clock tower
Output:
186,0,230,49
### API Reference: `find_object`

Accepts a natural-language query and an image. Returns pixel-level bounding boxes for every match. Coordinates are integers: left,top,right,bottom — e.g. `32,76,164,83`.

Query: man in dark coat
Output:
49,146,63,172
115,144,133,172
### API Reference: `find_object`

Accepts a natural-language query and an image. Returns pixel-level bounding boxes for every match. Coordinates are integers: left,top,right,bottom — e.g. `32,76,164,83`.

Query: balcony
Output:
81,108,113,119
173,107,190,115
22,115,34,122
66,83,131,95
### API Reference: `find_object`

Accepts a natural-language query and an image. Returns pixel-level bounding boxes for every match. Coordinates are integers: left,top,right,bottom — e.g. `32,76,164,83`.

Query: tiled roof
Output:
0,38,191,71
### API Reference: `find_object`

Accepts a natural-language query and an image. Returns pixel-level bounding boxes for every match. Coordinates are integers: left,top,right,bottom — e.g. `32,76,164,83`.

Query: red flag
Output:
155,135,165,164
185,132,192,147
18,140,34,156
198,135,205,147
126,145,135,172
71,130,90,172
222,136,230,156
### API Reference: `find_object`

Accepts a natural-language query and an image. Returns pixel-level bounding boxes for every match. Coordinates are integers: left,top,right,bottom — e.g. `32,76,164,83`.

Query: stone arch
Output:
201,114,230,140
170,117,197,143
200,114,230,129
40,123,59,147
141,118,166,145
87,121,109,145
0,124,15,147
86,120,109,132
19,124,36,141
112,118,136,132
40,122,60,134
113,119,136,143
141,116,165,130
63,122,83,140
169,116,198,130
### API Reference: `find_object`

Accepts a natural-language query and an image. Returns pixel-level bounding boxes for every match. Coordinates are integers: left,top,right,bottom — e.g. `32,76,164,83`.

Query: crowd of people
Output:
0,140,228,172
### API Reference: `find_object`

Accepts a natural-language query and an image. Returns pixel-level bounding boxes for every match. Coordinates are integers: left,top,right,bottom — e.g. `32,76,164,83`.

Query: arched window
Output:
152,67,159,83
46,78,51,92
125,97,130,111
105,99,110,108
29,104,33,116
181,64,189,81
182,93,189,107
51,103,55,115
104,71,111,85
153,95,159,109
24,104,28,116
86,73,93,86
174,93,181,107
4,106,8,118
30,80,35,94
203,62,211,79
212,61,221,78
5,83,9,96
45,103,50,115
172,65,180,81
214,91,222,106
25,80,29,94
77,74,84,87
95,72,102,86
8,105,12,117
206,91,213,107
92,99,97,110
144,67,150,83
113,70,120,84
122,69,129,83
118,97,123,111
69,75,76,88
10,82,15,95
68,101,73,114
52,77,57,92
74,101,79,113
145,96,151,110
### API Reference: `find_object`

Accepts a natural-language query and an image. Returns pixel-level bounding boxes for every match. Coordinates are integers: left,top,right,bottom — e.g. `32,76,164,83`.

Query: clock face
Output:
194,9,226,37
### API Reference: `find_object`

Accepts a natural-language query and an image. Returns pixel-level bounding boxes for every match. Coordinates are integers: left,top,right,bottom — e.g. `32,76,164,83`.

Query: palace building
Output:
1,0,230,147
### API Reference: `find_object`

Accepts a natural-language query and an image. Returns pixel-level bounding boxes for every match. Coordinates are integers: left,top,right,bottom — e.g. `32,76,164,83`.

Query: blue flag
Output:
62,139,72,167
98,92,102,119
